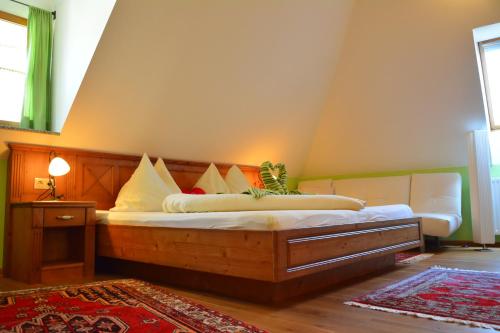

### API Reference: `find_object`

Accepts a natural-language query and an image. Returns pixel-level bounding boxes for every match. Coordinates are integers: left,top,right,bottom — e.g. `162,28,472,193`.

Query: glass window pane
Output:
483,42,500,128
0,69,25,122
0,19,27,72
0,18,27,123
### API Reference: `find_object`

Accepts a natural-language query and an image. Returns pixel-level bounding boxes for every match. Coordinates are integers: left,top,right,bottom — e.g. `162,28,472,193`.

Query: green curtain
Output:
20,7,53,131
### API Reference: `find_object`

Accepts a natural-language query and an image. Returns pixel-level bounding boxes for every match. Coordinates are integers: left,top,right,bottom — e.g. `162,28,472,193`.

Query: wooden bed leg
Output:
420,242,426,253
418,217,426,253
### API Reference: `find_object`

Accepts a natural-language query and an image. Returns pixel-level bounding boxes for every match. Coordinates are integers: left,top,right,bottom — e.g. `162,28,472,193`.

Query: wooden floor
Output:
1,247,498,333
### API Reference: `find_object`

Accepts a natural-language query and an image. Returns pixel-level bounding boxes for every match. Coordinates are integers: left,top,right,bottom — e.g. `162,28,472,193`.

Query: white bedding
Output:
96,204,413,231
164,193,365,213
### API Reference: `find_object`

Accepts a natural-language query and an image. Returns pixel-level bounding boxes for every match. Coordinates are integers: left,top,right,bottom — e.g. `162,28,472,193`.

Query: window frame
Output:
0,10,27,26
478,37,500,131
0,10,27,128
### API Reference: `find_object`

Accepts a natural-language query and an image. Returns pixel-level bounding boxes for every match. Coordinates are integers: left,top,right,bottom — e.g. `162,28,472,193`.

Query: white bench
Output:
298,173,462,238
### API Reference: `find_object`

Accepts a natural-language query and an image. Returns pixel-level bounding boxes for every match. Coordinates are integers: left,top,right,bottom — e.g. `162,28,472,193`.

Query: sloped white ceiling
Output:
3,0,498,178
303,0,500,177
52,0,116,131
0,0,354,176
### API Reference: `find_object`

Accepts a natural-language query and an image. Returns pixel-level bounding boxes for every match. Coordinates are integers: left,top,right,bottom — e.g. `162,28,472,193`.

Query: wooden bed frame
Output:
5,143,424,303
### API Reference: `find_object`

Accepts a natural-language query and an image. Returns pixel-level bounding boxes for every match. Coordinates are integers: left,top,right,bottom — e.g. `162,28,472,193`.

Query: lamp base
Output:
47,177,64,201
43,197,62,201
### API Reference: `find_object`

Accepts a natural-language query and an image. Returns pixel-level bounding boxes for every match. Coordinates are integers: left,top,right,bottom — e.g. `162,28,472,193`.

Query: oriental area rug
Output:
345,266,500,330
395,251,434,264
0,279,267,333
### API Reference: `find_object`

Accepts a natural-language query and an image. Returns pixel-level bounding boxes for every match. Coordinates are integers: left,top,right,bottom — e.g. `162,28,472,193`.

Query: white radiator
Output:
492,178,500,235
468,130,495,244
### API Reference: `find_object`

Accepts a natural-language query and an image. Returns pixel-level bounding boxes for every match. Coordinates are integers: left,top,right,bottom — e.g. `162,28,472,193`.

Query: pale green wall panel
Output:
492,165,500,178
493,165,500,242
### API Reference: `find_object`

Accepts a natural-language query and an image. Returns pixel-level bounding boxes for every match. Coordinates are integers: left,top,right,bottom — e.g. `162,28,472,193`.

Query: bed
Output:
5,143,424,303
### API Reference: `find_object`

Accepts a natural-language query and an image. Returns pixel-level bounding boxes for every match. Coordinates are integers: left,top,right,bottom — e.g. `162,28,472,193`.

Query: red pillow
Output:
182,187,206,195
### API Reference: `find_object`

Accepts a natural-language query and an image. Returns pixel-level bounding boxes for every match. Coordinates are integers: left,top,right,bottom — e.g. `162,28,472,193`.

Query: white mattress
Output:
96,204,413,231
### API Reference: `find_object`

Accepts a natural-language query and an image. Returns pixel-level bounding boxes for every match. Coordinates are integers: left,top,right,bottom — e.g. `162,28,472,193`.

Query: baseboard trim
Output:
441,240,500,248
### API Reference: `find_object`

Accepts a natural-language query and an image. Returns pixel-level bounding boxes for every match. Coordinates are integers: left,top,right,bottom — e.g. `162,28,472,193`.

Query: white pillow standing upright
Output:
195,163,230,194
111,153,170,211
225,165,251,194
154,158,182,195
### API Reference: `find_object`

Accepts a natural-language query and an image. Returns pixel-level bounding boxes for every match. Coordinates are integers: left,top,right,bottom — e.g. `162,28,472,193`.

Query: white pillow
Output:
194,163,230,194
111,153,170,211
154,158,181,195
225,165,251,194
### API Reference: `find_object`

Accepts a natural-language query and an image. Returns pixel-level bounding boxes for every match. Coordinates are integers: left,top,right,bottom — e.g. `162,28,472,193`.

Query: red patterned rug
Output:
395,251,433,264
0,279,266,333
345,266,500,330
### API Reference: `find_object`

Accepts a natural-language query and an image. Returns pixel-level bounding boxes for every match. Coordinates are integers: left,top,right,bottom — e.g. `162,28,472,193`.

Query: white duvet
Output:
97,205,413,231
163,193,365,213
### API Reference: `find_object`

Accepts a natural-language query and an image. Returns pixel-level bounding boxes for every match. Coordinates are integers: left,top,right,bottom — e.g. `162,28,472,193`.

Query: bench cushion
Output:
410,173,461,215
413,213,462,237
298,179,335,195
333,176,411,206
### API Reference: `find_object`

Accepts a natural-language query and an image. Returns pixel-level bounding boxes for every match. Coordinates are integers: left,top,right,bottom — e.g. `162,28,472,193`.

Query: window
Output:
0,11,27,127
479,38,500,130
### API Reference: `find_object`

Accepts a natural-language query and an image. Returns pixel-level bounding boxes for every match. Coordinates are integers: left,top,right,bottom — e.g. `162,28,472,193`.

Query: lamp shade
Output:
48,157,70,176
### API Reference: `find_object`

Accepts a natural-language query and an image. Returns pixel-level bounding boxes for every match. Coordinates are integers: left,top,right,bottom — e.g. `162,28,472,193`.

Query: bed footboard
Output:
275,217,422,281
97,217,422,302
97,217,422,283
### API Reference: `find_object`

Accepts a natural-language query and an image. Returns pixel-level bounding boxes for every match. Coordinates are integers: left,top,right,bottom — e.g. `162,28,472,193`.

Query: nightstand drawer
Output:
44,208,86,227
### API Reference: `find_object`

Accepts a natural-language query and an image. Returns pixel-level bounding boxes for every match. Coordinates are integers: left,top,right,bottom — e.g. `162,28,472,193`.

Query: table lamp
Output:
47,152,70,200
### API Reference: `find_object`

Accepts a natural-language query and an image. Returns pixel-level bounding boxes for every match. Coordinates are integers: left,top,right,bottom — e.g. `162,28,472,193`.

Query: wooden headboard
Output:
7,143,262,210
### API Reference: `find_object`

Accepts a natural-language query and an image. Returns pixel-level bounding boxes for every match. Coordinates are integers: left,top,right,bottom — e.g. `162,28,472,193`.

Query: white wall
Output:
51,0,116,132
303,0,500,177
0,0,353,176
0,0,54,17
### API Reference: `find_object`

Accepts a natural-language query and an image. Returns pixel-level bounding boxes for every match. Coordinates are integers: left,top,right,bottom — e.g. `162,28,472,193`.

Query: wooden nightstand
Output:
6,201,96,284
